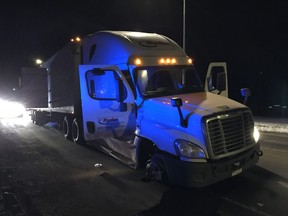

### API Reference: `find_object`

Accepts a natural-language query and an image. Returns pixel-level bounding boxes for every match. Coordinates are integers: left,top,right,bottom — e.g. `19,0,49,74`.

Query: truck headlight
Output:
174,139,206,159
0,99,25,118
253,126,260,143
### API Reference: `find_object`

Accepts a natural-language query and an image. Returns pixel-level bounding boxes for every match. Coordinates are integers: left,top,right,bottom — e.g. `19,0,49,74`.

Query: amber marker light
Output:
134,58,142,65
71,37,81,42
159,58,177,64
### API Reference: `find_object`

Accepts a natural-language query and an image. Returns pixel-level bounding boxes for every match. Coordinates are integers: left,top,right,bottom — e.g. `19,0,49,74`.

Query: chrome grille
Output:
205,110,255,158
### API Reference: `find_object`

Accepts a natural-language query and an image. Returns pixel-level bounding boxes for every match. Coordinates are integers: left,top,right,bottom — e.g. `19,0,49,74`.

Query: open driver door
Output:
204,62,228,97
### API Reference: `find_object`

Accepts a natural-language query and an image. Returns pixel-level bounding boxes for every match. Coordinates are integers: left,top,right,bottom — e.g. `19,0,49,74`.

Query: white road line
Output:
278,181,288,189
260,146,288,153
221,196,273,216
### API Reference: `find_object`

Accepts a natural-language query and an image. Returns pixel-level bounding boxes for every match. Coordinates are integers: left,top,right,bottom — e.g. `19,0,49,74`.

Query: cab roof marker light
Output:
159,58,177,65
159,58,165,64
134,58,142,65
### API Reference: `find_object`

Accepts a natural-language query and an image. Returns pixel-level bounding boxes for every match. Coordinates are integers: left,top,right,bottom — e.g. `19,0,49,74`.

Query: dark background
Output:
0,0,287,117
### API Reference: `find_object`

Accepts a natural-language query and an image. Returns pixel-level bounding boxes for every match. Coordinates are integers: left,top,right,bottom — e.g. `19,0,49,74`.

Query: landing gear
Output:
32,110,48,126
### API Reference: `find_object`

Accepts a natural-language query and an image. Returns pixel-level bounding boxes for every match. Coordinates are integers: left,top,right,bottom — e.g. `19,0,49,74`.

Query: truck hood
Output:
138,92,248,156
145,92,246,116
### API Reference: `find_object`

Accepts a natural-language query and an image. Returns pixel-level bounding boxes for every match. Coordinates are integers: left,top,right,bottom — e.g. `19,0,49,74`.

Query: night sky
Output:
0,0,287,117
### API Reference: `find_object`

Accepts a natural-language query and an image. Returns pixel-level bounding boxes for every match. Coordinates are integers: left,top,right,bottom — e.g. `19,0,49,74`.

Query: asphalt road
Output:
0,116,287,216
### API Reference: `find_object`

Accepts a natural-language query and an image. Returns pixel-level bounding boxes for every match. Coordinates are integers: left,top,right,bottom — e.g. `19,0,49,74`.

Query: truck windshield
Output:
135,66,204,98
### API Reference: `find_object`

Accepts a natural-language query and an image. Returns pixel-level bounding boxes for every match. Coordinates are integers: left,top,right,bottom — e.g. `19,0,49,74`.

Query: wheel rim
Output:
63,117,69,138
145,154,167,182
72,119,79,143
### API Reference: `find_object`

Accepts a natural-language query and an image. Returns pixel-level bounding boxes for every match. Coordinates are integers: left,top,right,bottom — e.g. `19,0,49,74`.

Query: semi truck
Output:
21,30,262,187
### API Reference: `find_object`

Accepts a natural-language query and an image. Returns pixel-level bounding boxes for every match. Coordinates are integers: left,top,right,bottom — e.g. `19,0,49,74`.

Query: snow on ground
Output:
254,116,288,133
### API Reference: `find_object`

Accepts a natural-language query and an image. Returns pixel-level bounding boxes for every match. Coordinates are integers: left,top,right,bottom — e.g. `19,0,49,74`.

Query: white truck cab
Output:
73,31,262,187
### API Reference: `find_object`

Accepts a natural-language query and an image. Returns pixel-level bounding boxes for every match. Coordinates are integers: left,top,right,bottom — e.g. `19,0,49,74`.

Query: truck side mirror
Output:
216,72,227,93
171,97,187,128
171,97,183,107
207,71,226,95
240,88,251,105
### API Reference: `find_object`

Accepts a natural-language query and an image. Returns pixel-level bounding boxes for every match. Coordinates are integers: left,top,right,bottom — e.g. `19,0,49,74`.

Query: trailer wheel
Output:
63,116,72,140
72,118,85,145
145,153,168,184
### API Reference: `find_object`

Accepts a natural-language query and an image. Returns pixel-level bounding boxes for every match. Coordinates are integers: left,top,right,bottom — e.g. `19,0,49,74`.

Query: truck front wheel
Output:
145,153,168,184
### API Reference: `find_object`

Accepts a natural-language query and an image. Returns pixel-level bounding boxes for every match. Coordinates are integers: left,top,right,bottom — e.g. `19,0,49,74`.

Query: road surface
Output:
0,116,287,216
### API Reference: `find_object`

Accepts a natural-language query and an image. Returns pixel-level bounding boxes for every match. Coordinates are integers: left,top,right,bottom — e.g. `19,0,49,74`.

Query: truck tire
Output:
63,116,72,140
145,153,168,184
135,137,155,169
72,118,85,145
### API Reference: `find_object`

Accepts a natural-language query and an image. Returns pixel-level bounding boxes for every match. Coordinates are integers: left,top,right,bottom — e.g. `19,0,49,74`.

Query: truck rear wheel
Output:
63,116,72,140
72,118,85,145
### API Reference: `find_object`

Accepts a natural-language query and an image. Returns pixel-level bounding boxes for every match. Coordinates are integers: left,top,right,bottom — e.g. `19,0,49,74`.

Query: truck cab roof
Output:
82,30,188,65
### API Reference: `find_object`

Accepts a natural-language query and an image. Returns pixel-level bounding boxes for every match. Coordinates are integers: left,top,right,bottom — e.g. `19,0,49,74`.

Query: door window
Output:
86,69,117,100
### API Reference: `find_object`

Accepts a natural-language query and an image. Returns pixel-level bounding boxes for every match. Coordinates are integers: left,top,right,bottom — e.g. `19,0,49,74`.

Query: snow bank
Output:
254,116,288,133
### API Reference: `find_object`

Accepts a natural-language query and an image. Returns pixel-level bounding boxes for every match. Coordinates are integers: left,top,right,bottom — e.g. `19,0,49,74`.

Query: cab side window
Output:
86,69,117,100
